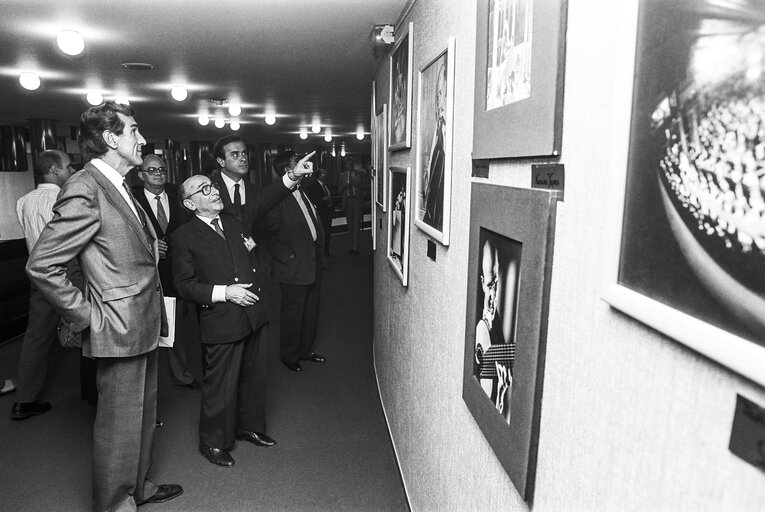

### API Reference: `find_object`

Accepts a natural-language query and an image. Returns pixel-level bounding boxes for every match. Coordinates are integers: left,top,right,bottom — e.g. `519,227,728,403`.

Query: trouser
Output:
199,325,268,449
166,299,197,386
344,195,363,251
16,284,60,403
279,262,322,364
93,350,158,512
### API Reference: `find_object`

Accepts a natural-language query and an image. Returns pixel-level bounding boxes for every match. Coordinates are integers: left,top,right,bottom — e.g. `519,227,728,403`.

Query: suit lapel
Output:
135,189,164,236
84,165,154,257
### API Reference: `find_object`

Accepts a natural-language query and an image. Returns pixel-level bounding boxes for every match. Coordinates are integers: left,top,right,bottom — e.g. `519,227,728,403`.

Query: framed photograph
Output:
472,0,568,159
414,38,455,245
386,166,412,286
389,22,413,151
375,104,388,211
463,183,557,502
371,82,377,251
601,0,765,388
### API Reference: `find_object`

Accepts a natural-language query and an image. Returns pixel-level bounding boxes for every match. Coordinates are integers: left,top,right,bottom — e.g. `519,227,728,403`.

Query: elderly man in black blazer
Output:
171,152,314,467
133,155,198,388
262,151,327,373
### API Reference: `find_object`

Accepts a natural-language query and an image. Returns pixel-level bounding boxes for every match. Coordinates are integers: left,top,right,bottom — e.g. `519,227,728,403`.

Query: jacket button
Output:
156,285,160,292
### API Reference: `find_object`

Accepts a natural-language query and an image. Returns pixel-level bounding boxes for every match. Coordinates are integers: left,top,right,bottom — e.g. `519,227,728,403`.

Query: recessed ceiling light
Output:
198,115,209,126
57,30,84,56
214,117,225,129
230,121,240,131
324,132,332,142
19,72,41,91
86,91,103,105
311,122,321,134
228,105,241,117
356,131,364,141
121,62,155,70
264,115,276,126
171,86,188,101
299,128,308,140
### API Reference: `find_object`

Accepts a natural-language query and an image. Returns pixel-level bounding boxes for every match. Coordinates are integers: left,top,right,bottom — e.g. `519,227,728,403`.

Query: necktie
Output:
210,217,226,239
122,180,146,227
233,183,241,206
298,188,319,241
155,195,168,233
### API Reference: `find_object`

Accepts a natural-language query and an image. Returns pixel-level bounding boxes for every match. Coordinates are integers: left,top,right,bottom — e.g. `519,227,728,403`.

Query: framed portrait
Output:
389,22,413,151
414,38,455,245
371,82,378,251
375,104,389,211
601,0,765,388
463,183,557,502
472,0,568,159
386,166,412,286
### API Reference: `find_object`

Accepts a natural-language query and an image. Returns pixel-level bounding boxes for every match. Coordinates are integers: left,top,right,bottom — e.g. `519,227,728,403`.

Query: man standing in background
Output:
26,101,182,510
305,168,334,257
339,157,365,255
11,150,74,420
134,154,199,389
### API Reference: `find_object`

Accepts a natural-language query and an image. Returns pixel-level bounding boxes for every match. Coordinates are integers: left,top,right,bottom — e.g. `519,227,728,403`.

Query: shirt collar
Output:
219,171,241,190
36,183,61,191
90,158,124,189
142,188,167,202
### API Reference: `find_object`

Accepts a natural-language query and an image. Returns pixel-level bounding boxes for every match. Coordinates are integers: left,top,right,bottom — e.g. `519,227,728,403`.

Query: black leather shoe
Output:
10,400,51,420
236,429,277,447
300,352,326,363
199,444,234,467
137,484,183,506
283,361,303,372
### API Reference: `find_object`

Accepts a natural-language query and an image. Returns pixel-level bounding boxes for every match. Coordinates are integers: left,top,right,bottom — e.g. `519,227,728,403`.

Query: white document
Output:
159,296,176,348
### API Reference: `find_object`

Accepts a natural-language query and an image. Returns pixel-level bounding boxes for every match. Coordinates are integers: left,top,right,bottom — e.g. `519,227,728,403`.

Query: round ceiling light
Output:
19,72,41,91
171,86,188,101
86,91,103,105
264,114,276,126
356,131,364,141
230,120,240,131
299,128,308,140
311,122,321,134
228,105,241,117
198,115,209,126
324,132,332,142
57,30,85,56
214,117,225,129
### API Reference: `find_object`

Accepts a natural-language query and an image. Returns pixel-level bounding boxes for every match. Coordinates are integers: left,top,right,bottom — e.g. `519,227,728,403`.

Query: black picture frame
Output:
463,183,557,502
472,0,568,159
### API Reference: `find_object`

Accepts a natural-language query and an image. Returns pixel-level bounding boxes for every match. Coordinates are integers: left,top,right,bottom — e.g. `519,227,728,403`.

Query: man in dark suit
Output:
305,167,334,257
209,134,259,223
26,101,182,510
339,157,366,255
171,153,314,467
133,154,199,388
262,151,327,373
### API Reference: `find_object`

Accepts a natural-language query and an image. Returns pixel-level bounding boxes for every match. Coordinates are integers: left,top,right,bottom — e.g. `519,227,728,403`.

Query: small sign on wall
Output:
729,394,765,473
531,163,564,201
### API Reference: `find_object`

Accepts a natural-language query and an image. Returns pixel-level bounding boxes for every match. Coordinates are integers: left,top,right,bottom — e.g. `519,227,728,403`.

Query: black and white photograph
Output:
486,0,533,110
387,166,412,286
375,104,388,211
415,38,455,245
389,22,413,151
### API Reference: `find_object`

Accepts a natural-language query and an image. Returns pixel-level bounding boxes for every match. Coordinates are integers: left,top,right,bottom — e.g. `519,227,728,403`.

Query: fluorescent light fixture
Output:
19,72,41,90
57,30,85,56
86,91,103,105
198,115,209,126
265,114,276,126
228,105,241,117
214,117,225,128
171,86,188,101
230,120,240,131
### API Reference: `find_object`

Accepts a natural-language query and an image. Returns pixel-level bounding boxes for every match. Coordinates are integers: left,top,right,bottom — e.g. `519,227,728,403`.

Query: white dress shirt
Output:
90,158,142,221
142,188,169,222
16,183,60,251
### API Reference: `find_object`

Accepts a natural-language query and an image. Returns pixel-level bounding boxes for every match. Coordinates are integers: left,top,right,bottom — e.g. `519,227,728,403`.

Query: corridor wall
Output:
372,0,765,510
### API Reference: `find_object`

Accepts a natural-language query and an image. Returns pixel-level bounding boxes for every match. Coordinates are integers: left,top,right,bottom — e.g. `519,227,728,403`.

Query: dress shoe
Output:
236,429,277,447
137,484,183,506
10,400,51,420
199,444,235,467
176,378,202,389
283,361,303,372
155,420,164,428
300,352,326,363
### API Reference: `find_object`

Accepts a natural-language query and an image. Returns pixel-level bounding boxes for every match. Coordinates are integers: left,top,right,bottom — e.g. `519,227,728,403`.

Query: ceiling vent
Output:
121,62,155,70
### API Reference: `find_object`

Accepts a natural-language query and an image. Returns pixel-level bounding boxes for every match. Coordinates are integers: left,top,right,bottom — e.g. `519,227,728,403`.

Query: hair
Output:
272,150,297,176
34,150,67,180
212,134,243,162
78,101,134,161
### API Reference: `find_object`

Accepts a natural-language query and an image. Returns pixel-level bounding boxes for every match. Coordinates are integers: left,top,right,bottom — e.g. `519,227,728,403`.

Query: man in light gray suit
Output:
26,101,182,511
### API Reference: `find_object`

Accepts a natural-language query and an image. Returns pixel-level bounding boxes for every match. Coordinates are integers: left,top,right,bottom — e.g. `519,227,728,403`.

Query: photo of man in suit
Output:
26,101,182,510
133,155,199,388
263,151,327,373
171,152,315,467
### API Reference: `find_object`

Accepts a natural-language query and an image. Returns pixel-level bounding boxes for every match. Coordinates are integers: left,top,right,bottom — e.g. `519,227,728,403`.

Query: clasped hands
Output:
225,283,260,307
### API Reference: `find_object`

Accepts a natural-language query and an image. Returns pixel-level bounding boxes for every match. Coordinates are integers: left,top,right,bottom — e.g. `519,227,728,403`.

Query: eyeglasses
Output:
142,167,167,175
184,182,218,199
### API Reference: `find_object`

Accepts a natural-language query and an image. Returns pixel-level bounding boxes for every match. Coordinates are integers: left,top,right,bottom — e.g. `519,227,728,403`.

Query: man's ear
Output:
216,157,225,168
103,131,117,149
182,198,196,211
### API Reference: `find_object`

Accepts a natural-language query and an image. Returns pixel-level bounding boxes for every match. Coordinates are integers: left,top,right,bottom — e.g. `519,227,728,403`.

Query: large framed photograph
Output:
389,22,413,151
386,166,412,286
472,0,568,159
414,38,455,245
601,0,765,388
375,104,388,211
463,183,557,502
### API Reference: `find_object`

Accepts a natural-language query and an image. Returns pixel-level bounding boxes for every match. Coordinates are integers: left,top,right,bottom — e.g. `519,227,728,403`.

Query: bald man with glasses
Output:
170,153,314,467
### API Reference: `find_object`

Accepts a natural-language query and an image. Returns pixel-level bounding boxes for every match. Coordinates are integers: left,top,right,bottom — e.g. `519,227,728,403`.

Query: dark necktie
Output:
155,195,168,233
210,217,226,239
233,183,241,207
298,188,319,241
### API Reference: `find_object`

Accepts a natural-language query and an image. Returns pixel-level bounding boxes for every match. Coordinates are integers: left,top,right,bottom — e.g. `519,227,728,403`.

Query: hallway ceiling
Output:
0,0,408,153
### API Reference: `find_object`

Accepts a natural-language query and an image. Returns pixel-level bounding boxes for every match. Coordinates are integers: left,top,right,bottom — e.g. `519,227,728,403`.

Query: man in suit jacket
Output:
305,168,334,257
209,134,259,223
26,101,182,511
171,154,313,467
338,157,366,255
133,154,198,388
262,151,327,373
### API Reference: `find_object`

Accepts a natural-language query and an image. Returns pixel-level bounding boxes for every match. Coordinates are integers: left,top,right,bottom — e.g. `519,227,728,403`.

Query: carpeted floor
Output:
0,233,409,511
